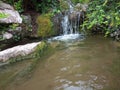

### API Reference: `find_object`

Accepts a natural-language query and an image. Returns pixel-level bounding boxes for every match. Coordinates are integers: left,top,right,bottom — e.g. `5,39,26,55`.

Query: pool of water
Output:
0,35,120,90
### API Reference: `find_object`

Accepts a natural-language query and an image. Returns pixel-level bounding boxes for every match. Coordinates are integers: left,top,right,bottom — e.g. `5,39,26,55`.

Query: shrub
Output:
81,0,120,36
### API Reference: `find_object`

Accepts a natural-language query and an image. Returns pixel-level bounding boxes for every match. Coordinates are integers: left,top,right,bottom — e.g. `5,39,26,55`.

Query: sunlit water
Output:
0,35,120,90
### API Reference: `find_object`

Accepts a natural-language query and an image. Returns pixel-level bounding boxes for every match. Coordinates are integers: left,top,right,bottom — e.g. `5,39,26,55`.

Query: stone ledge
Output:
0,42,41,62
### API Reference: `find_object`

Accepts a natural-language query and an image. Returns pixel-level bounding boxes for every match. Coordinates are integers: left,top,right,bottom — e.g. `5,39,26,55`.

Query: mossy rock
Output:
59,0,69,11
36,14,55,38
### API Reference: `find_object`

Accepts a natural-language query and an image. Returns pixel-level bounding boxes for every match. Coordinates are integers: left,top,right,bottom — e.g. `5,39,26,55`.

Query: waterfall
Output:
61,0,81,35
49,0,85,41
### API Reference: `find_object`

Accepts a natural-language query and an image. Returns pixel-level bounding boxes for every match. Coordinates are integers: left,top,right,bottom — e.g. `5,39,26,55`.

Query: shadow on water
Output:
0,35,120,90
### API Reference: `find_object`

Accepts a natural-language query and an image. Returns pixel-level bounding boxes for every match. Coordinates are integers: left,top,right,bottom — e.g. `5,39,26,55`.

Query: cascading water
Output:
61,0,79,35
50,0,84,41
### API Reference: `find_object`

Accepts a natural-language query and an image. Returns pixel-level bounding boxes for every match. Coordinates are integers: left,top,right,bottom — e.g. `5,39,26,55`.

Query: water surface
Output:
0,35,120,90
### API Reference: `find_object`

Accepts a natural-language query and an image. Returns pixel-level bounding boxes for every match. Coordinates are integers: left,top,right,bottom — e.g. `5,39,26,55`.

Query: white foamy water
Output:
48,34,84,41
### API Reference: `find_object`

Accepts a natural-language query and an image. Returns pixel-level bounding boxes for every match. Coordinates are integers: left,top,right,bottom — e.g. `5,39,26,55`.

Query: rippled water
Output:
0,35,120,90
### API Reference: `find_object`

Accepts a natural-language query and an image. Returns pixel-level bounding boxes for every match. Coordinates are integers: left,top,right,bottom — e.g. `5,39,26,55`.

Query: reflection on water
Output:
0,35,120,90
55,75,104,90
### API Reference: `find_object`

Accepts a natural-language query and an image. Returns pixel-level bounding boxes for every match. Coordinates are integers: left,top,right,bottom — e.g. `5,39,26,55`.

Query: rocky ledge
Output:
0,42,41,62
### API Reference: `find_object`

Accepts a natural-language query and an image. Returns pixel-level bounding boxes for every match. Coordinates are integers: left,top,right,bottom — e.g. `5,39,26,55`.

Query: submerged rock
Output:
0,42,41,62
0,1,22,23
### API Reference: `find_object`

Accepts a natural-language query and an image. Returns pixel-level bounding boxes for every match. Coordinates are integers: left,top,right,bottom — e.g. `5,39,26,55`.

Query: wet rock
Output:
52,13,63,35
0,1,22,23
0,42,41,62
69,11,83,22
21,14,31,25
21,14,32,33
110,29,120,41
75,3,88,12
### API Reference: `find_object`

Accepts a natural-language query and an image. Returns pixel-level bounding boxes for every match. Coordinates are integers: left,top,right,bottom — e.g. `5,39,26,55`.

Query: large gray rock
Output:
0,1,22,23
0,42,41,62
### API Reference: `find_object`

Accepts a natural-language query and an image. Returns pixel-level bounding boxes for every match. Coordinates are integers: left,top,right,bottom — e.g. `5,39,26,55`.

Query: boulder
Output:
0,42,41,62
0,1,22,23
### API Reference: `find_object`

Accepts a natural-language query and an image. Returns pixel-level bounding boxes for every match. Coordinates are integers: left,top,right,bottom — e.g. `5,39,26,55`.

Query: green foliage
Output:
36,14,55,38
31,0,60,13
81,0,120,36
14,0,24,13
9,24,19,30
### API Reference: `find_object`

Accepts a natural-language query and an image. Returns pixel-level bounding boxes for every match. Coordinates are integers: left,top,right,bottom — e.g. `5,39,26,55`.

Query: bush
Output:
81,0,120,36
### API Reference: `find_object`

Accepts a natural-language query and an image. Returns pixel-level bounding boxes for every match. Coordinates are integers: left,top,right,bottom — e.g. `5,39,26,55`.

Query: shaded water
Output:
0,35,120,90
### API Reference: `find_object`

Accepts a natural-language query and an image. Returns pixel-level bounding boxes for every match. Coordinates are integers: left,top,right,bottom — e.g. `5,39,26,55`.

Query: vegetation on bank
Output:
0,0,120,42
81,0,120,37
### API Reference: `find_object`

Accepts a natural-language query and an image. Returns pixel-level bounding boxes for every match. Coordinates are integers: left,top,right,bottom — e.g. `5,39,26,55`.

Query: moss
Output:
35,41,48,57
36,14,55,38
0,12,9,19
